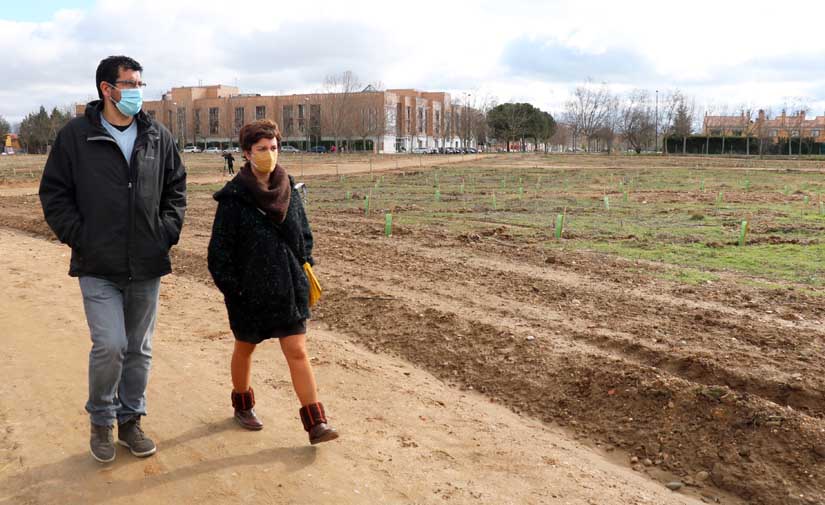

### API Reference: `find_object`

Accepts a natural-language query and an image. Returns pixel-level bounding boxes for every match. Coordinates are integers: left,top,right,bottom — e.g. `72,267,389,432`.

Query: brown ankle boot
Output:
299,402,339,445
232,388,263,431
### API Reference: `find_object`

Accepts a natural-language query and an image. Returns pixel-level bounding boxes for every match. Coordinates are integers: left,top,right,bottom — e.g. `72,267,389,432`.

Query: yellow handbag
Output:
303,262,322,307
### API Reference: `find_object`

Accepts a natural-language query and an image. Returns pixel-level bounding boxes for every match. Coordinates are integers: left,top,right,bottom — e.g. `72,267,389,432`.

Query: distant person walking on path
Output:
39,55,187,463
208,119,338,444
223,151,235,175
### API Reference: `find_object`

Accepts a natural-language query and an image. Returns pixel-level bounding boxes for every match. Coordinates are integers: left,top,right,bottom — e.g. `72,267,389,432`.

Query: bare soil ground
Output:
0,229,713,505
2,154,824,505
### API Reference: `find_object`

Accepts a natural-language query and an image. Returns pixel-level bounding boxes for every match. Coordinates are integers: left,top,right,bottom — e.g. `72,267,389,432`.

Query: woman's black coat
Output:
208,174,314,336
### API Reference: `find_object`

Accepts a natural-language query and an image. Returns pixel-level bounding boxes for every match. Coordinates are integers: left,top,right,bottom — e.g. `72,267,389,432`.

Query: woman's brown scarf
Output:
237,163,291,224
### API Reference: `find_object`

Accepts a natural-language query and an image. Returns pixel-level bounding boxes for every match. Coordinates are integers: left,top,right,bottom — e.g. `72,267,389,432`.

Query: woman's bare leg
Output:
231,340,257,392
279,333,318,406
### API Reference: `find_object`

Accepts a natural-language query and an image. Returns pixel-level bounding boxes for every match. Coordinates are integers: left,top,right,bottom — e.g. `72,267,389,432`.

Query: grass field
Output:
235,154,825,289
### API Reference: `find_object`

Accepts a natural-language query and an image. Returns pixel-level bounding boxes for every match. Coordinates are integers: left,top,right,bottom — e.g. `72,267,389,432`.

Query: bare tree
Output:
657,90,683,154
737,104,757,156
469,93,496,150
700,102,716,155
550,123,571,152
323,70,362,151
784,99,809,155
351,104,381,152
714,104,730,154
437,100,457,151
564,80,613,152
752,108,772,157
619,90,655,153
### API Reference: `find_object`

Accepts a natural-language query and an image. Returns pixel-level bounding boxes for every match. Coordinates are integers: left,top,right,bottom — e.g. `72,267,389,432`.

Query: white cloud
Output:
3,0,825,125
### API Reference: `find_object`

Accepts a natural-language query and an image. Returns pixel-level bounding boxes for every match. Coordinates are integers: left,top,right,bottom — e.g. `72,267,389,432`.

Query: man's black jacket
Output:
39,100,187,282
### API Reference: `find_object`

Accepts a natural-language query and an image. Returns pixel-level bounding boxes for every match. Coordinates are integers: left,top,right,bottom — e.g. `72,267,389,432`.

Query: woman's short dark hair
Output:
239,119,282,153
96,55,143,99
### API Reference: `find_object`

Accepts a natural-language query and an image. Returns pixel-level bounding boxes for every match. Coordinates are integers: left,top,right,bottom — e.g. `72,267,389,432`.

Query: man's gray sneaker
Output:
117,417,157,457
90,424,116,463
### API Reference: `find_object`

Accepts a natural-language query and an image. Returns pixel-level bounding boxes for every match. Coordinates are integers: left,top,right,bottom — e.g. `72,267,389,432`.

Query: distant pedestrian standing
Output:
38,55,187,463
208,119,338,445
223,151,235,175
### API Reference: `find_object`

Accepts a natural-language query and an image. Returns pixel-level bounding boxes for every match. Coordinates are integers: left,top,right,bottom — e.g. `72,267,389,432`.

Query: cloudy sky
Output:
3,0,825,125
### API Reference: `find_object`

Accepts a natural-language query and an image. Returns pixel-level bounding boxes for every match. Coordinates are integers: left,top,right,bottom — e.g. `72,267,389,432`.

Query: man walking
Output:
39,55,186,463
223,150,235,175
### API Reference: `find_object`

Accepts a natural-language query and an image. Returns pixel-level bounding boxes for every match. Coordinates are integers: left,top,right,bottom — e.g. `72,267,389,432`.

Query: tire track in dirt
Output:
318,214,824,332
311,285,825,505
313,226,825,416
313,211,825,322
321,250,825,417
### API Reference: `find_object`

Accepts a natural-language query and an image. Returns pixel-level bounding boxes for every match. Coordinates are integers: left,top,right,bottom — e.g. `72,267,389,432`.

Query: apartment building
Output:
703,110,825,142
76,85,469,153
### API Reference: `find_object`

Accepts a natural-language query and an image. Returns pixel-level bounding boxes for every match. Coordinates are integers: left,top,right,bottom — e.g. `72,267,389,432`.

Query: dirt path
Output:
0,229,710,505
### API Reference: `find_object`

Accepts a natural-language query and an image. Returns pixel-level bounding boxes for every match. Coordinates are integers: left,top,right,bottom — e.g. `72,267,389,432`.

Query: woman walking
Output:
208,119,338,444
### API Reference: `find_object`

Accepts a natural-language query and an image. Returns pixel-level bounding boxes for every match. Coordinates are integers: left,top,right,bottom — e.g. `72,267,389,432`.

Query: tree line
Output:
5,77,811,156
0,107,73,154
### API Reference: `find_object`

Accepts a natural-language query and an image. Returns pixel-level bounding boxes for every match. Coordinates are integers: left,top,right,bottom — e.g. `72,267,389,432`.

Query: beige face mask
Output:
250,149,278,174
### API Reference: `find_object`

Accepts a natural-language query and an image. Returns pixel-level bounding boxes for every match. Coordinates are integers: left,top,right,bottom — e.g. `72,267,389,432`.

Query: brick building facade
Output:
703,110,825,143
77,85,471,153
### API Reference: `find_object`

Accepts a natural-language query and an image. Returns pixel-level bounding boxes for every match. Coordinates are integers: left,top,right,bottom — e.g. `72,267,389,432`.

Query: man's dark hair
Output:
95,56,143,99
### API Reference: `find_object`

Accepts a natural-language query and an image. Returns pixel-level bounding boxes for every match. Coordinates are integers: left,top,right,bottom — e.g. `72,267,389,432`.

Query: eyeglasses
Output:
110,80,148,89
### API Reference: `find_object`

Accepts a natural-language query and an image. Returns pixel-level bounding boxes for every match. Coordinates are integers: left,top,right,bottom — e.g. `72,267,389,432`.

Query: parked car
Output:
205,147,222,154
280,145,301,153
467,147,477,154
310,146,327,153
412,147,428,154
183,145,201,153
427,147,439,154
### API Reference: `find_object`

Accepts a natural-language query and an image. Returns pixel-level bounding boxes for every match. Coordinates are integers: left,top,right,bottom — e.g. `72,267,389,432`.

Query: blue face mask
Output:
111,87,143,116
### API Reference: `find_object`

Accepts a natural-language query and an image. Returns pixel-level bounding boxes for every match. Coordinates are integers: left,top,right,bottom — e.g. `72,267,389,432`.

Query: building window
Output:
234,107,244,135
255,106,266,120
282,105,294,135
435,110,441,135
309,104,321,140
812,129,821,138
360,108,378,132
418,107,424,134
209,107,219,135
298,104,306,133
405,106,411,134
194,109,201,135
770,129,778,137
792,130,799,137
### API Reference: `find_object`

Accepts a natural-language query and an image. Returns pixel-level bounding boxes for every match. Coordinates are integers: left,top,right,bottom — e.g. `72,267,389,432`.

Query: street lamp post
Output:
304,96,311,152
655,89,659,153
172,102,181,151
463,92,472,151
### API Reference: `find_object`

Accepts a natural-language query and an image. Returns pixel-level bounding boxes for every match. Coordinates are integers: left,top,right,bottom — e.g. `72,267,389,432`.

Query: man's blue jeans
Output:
79,276,160,427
